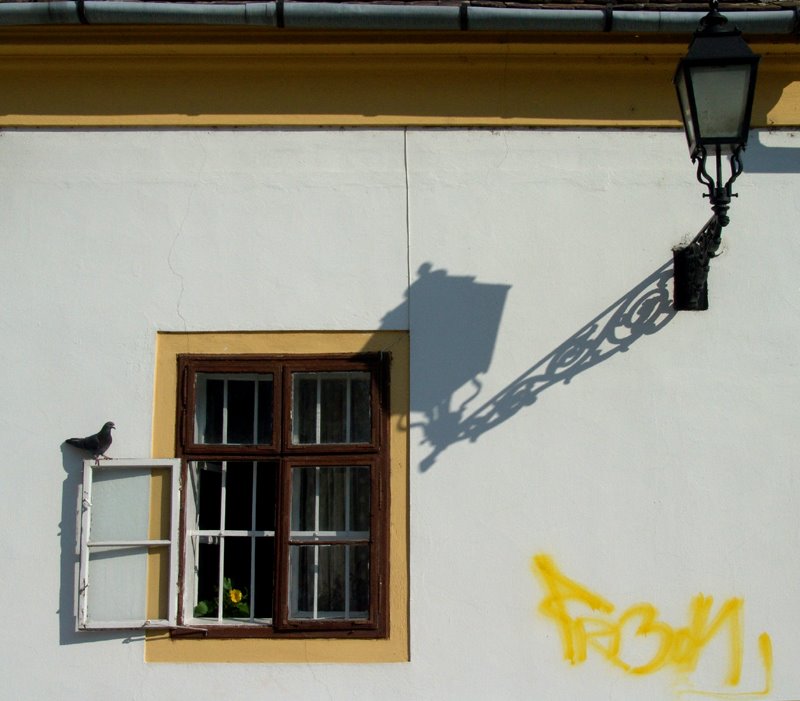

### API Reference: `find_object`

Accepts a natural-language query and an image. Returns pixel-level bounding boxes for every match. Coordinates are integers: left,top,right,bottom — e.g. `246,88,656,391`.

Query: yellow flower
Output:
229,589,243,604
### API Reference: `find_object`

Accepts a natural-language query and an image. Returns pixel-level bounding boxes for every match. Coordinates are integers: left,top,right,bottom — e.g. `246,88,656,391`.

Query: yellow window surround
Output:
148,331,409,663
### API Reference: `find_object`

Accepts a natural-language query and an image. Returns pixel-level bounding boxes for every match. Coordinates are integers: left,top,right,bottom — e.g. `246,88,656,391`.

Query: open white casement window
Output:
78,458,180,630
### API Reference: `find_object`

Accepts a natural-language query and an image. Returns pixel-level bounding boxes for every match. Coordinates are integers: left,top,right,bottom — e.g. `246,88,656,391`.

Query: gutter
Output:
0,1,797,35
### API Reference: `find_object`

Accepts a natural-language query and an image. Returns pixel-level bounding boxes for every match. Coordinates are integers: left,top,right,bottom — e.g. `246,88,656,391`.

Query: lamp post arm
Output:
694,144,744,212
674,146,745,310
694,146,717,194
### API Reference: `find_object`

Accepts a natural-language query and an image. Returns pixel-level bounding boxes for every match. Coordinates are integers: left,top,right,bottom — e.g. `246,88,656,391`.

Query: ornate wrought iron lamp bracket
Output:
673,145,743,311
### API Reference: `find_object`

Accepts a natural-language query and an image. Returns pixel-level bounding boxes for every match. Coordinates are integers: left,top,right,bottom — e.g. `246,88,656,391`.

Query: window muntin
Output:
177,354,387,636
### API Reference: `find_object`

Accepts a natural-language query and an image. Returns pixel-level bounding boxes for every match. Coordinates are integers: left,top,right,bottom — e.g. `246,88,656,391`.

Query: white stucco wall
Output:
1,127,799,700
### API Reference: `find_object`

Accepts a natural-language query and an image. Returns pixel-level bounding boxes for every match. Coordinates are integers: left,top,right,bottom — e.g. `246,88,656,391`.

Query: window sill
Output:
145,628,408,663
169,624,387,640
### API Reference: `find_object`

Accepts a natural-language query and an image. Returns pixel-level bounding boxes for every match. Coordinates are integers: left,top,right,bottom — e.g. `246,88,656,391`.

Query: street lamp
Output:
672,0,760,310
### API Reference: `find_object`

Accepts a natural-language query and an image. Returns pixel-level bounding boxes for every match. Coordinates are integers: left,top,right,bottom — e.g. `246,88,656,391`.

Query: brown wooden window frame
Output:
174,353,390,639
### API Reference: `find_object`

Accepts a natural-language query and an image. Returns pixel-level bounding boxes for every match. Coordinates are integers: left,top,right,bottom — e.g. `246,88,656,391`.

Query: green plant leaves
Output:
194,577,250,619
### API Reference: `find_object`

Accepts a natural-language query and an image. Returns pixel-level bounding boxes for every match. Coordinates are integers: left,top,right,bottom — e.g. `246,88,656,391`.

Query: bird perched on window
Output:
65,421,115,464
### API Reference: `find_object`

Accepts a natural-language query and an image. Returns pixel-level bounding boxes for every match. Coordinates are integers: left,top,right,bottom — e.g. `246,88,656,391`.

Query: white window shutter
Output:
77,459,180,630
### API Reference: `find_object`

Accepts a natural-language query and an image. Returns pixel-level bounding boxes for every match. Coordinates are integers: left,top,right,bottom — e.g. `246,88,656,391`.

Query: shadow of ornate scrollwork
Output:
414,261,675,471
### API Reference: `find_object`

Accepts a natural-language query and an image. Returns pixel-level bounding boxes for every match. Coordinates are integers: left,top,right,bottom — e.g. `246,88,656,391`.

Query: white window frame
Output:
77,458,180,631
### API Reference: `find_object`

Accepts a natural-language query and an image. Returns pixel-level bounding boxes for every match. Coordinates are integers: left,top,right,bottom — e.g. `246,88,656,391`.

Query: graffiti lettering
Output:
532,554,772,698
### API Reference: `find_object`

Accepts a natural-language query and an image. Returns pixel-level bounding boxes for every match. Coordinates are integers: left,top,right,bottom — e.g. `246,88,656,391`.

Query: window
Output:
176,354,389,637
75,331,408,662
78,459,180,630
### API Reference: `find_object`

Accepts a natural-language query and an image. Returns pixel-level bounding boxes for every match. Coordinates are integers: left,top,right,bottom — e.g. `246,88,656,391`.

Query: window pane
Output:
350,468,371,532
86,546,149,622
195,373,273,445
227,380,255,444
290,466,370,533
200,378,223,444
254,462,277,532
320,378,347,443
196,462,222,531
225,462,253,532
294,376,318,444
148,467,173,542
318,468,346,531
292,372,371,445
189,461,278,621
290,545,314,617
289,545,369,620
194,537,220,618
350,544,370,613
90,467,151,542
253,537,275,620
192,461,276,533
223,537,252,619
317,545,346,614
290,467,316,532
350,378,371,443
257,379,274,444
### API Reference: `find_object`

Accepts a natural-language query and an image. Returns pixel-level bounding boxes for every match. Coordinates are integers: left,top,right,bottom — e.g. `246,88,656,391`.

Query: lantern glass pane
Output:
675,68,697,152
689,64,751,141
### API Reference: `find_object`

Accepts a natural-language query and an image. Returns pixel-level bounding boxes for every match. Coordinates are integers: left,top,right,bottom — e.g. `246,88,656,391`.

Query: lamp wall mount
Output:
673,141,745,311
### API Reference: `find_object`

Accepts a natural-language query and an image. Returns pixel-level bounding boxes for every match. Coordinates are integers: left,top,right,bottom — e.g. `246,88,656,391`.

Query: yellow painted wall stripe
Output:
0,28,798,127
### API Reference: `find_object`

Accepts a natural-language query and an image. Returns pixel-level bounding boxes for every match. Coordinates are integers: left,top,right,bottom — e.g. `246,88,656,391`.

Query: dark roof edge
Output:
0,0,797,34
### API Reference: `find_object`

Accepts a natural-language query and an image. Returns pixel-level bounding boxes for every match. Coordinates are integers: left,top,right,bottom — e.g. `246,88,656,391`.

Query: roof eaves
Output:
0,0,797,35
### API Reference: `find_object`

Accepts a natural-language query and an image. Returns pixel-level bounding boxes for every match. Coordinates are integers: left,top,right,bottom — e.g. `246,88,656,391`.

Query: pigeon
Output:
65,421,115,464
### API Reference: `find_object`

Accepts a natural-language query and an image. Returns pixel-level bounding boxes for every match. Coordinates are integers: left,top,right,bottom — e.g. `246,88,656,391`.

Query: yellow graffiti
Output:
532,554,772,698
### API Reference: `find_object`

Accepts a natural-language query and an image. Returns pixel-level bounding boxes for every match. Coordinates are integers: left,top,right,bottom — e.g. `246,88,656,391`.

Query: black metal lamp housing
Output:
672,1,760,310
